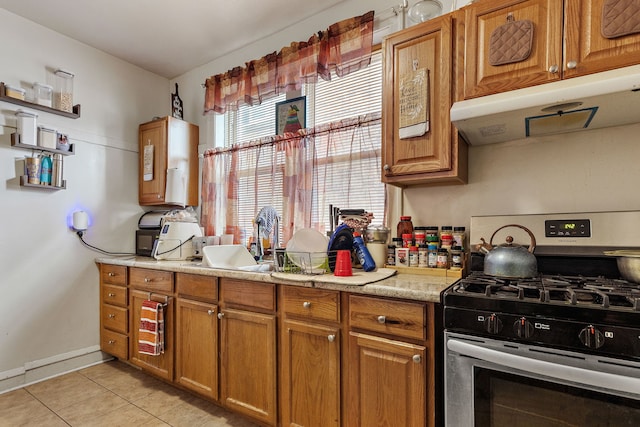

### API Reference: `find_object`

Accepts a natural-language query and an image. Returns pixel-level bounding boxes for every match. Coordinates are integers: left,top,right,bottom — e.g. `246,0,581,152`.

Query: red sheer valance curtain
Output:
203,11,374,114
200,113,383,244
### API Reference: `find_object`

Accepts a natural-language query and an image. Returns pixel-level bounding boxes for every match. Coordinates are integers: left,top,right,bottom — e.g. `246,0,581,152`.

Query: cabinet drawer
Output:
102,284,127,307
176,273,218,302
129,268,173,293
102,305,128,334
281,286,340,322
220,279,275,312
100,264,127,286
349,295,426,341
101,328,128,360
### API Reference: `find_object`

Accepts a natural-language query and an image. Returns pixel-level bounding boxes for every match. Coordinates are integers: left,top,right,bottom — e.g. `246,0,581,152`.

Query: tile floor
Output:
0,360,258,426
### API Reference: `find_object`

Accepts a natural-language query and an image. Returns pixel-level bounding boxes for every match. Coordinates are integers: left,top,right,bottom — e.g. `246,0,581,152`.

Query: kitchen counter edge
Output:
95,257,453,303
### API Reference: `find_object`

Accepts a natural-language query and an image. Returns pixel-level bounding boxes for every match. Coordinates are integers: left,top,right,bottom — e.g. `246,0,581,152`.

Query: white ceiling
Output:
0,0,345,79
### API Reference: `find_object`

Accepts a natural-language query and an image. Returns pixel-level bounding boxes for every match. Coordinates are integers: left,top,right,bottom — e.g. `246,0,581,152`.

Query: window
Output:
214,51,384,246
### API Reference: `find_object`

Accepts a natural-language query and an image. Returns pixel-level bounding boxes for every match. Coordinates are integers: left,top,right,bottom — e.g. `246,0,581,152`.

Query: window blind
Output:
222,51,384,246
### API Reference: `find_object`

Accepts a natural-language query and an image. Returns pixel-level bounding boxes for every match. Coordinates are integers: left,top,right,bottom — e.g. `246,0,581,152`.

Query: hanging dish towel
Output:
138,300,165,356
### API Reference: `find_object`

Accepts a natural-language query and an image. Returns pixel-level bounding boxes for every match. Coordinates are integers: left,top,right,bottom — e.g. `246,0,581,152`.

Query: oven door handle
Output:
448,338,640,396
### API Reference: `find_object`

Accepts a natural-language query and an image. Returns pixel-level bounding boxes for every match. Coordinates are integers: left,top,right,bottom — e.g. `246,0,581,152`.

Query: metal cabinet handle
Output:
566,61,577,69
383,164,391,171
548,64,558,73
207,309,215,315
377,315,386,324
217,312,224,319
108,293,116,297
303,301,311,309
108,314,115,319
328,334,336,342
108,340,115,345
412,355,422,363
108,272,115,277
144,277,150,283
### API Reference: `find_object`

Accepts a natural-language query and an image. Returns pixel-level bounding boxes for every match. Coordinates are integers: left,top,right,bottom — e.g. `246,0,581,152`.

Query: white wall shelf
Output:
0,82,81,119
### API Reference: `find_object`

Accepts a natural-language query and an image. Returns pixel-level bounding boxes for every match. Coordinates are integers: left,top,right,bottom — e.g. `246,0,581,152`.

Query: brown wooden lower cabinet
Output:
219,307,277,425
281,319,341,427
279,285,342,427
219,277,277,426
129,289,174,381
98,265,442,427
175,298,218,400
347,332,427,427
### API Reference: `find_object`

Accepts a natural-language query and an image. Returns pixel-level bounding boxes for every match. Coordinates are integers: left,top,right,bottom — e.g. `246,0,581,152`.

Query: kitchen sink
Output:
202,245,267,271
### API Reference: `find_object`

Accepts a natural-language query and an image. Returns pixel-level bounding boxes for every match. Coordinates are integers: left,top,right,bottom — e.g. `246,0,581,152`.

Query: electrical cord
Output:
154,234,196,256
76,231,136,256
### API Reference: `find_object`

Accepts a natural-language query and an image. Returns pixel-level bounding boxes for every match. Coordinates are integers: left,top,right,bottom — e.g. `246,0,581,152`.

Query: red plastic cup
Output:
334,250,353,276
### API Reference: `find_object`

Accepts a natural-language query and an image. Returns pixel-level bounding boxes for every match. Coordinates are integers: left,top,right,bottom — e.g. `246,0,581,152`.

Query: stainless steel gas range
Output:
442,211,640,426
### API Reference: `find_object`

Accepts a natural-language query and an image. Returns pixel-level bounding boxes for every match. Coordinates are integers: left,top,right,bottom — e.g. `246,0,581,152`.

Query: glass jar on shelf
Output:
397,216,414,240
49,69,75,112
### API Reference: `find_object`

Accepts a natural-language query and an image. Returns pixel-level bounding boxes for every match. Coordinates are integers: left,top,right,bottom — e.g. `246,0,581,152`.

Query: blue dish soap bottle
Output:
352,231,376,272
40,155,52,185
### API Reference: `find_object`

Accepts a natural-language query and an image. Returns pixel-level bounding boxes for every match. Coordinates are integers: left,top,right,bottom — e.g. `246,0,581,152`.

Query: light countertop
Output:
95,256,457,303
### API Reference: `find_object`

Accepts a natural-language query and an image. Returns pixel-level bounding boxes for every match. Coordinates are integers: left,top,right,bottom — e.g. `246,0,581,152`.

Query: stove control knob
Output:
484,313,503,334
579,325,605,349
513,317,535,339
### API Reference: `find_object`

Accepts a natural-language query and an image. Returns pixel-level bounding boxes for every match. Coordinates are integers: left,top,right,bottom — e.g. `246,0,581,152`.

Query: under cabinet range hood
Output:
450,65,640,145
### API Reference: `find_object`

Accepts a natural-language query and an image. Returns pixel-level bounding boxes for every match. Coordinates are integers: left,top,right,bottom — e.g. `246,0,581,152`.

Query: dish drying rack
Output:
275,249,341,275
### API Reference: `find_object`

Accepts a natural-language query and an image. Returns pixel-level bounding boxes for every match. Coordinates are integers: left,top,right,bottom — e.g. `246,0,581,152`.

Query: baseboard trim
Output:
0,347,114,394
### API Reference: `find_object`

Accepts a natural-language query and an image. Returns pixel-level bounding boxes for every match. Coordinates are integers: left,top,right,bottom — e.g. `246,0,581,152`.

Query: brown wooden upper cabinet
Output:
462,0,640,100
382,14,468,187
138,116,199,206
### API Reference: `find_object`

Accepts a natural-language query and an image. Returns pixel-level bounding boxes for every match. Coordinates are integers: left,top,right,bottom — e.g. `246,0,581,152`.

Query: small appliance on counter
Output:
153,219,203,261
135,211,167,257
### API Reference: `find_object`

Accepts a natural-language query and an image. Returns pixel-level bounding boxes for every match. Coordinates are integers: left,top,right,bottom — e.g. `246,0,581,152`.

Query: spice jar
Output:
425,226,439,241
440,226,454,251
396,247,409,267
418,244,428,268
414,227,426,246
409,246,419,267
437,248,449,269
402,233,414,248
453,226,466,250
450,246,463,270
397,216,414,239
427,244,438,268
387,245,396,266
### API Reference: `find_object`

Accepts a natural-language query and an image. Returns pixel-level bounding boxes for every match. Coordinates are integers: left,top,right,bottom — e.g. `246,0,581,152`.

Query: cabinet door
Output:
564,0,640,78
463,0,564,99
138,119,167,205
281,319,340,427
382,15,467,186
129,289,174,381
219,307,277,426
175,298,218,401
346,332,426,427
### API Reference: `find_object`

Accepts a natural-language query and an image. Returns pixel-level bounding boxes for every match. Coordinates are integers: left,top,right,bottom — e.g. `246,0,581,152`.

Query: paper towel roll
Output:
366,242,388,269
165,168,186,207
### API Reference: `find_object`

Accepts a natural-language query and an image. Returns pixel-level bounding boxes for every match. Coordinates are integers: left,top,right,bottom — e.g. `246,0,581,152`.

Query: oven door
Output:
445,331,640,426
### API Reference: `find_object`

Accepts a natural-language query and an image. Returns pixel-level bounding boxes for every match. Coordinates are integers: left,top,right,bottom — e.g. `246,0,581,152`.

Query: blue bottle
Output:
40,155,52,185
352,232,376,272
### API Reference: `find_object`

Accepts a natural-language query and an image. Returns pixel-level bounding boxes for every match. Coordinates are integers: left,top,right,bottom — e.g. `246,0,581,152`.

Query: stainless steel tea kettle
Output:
477,224,538,278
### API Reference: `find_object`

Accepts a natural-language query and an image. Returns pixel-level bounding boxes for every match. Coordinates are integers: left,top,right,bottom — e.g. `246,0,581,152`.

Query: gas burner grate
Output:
453,272,640,312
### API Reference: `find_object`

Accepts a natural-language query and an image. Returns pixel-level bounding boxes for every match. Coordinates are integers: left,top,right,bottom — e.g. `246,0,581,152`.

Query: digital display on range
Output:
545,219,591,237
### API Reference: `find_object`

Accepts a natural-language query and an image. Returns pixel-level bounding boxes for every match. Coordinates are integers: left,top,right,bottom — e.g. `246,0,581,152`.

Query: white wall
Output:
402,124,640,231
0,9,169,390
